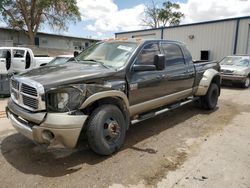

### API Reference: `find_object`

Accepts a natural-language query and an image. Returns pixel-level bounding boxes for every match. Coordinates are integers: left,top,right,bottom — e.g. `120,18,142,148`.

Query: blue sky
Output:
1,0,249,39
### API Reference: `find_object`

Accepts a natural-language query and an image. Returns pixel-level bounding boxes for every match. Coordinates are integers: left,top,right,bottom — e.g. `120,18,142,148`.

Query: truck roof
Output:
103,38,185,45
0,47,31,50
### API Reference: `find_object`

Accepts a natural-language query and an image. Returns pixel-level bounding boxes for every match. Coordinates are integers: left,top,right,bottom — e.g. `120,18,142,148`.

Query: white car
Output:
0,47,54,74
220,55,250,88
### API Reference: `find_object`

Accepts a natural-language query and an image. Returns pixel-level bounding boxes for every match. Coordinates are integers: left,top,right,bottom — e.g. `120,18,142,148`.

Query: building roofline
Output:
0,26,100,41
115,15,250,35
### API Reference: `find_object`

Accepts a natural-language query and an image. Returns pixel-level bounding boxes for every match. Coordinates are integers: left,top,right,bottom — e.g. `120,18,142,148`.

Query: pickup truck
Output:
0,47,53,74
6,39,221,155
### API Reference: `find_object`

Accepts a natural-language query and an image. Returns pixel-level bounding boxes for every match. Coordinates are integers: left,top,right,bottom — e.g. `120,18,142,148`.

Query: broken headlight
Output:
46,85,86,112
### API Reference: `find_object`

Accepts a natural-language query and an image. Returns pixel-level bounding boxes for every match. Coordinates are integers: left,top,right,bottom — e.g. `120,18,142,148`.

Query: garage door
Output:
247,25,250,54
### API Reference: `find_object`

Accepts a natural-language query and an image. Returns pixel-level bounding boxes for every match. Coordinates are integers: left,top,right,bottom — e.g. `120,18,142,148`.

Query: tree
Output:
0,0,81,45
141,0,161,28
158,1,184,27
142,0,184,28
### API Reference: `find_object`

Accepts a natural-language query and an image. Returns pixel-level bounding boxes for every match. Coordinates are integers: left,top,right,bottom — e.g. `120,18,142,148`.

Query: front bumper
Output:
221,74,247,82
6,99,88,148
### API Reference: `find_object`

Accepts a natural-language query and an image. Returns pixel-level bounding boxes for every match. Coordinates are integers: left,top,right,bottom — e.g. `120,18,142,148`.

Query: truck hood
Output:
17,62,116,88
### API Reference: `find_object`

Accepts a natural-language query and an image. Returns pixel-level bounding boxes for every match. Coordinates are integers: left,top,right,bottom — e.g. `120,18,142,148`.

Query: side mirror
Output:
154,54,165,70
133,64,156,72
74,51,79,57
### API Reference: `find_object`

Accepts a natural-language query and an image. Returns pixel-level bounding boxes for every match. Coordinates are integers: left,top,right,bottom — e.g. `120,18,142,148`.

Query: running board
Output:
131,97,199,125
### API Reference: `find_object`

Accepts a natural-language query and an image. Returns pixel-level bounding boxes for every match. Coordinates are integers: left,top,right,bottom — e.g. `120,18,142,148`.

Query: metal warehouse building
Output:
115,16,250,61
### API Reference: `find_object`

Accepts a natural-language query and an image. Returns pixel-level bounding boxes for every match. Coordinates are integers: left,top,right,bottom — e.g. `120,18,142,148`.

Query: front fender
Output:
195,69,221,96
80,90,130,110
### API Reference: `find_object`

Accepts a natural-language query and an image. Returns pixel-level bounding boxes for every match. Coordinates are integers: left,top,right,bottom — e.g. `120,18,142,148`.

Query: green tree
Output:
142,0,184,28
0,0,81,44
158,1,184,26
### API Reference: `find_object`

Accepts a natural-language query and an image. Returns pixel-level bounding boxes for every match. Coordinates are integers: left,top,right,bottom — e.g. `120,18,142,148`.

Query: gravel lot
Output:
0,87,249,188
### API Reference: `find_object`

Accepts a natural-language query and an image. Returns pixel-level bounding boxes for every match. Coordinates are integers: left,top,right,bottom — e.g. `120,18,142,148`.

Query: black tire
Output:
242,76,250,88
201,83,219,110
87,105,126,155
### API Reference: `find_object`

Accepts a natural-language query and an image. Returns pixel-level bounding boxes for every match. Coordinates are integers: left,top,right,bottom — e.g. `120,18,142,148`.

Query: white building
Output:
115,16,250,61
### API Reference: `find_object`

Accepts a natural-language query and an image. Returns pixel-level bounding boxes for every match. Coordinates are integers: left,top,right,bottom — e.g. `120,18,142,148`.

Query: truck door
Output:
12,49,26,72
127,42,168,105
161,43,193,94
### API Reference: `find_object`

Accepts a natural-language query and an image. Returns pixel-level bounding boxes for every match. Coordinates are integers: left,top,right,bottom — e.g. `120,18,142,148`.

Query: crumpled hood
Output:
16,62,116,88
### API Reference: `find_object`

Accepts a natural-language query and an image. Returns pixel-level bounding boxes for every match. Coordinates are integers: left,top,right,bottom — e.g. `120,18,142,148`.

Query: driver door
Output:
127,42,167,105
12,49,26,72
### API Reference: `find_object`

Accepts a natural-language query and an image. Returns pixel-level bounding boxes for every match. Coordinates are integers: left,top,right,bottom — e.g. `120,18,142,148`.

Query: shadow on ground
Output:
1,103,217,178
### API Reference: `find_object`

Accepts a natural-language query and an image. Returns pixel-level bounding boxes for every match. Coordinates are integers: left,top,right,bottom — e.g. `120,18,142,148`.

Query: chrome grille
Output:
21,83,38,96
221,69,234,75
10,78,45,111
22,95,38,109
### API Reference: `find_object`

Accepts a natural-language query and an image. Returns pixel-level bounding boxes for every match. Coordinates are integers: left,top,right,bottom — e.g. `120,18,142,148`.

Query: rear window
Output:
162,43,185,66
13,50,25,58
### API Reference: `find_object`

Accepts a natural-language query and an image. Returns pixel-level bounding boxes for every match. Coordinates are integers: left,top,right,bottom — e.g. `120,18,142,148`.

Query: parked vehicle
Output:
46,55,73,66
0,47,53,73
6,39,221,155
220,55,250,88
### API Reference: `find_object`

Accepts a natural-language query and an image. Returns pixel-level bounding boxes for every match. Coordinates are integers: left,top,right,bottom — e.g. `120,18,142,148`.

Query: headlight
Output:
47,84,86,112
234,70,246,76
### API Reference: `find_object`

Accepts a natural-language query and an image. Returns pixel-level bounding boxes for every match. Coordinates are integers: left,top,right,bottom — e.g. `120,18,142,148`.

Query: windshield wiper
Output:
82,59,111,69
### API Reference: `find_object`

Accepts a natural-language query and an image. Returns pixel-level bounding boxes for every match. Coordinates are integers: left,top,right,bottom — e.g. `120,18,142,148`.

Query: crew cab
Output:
6,40,221,155
0,47,53,74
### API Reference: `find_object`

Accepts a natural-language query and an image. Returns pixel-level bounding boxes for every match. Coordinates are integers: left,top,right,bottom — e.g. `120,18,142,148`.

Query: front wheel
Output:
200,83,219,110
86,105,127,155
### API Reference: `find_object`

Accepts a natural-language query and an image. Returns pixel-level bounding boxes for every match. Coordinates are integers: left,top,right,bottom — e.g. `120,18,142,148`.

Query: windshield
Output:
48,57,71,66
76,42,139,68
220,56,250,67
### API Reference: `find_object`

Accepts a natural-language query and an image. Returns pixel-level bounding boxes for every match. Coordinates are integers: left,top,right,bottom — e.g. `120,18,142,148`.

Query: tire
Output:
200,83,219,110
242,77,250,88
87,104,126,155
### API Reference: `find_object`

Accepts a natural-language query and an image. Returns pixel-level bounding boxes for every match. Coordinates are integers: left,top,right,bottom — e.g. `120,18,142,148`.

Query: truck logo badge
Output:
130,83,138,90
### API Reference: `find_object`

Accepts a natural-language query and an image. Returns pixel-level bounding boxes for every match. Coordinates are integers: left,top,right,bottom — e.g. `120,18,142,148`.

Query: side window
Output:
13,50,25,58
162,43,185,66
137,43,160,65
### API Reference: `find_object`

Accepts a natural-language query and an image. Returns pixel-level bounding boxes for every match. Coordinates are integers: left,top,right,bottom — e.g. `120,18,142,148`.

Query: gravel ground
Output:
0,87,249,188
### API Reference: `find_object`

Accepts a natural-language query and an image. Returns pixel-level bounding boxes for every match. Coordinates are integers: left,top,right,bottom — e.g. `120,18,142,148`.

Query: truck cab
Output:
0,47,53,73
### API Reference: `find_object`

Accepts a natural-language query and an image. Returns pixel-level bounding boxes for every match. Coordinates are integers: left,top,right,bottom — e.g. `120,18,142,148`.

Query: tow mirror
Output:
154,54,165,70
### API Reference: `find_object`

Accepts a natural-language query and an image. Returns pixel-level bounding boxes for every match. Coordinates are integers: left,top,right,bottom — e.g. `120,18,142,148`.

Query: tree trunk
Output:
28,32,35,46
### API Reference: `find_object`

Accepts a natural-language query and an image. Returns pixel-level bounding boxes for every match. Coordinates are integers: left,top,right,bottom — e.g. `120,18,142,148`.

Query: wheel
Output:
86,104,126,155
200,83,219,110
242,77,250,88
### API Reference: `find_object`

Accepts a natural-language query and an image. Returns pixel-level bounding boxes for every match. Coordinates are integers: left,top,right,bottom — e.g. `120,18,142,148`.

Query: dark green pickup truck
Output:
6,39,221,155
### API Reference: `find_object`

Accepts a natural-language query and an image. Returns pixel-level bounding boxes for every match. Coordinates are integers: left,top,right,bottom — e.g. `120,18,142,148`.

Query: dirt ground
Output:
0,87,249,188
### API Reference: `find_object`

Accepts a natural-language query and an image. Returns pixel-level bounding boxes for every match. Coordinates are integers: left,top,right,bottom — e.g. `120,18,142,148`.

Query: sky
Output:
1,0,250,39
